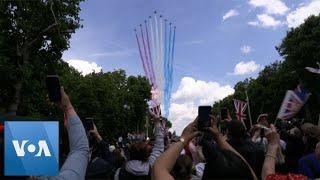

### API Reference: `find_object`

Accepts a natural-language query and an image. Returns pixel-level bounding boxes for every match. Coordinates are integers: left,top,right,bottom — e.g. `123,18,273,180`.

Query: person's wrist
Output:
95,134,102,141
63,105,73,113
267,144,279,154
181,135,191,143
265,153,277,160
179,136,189,146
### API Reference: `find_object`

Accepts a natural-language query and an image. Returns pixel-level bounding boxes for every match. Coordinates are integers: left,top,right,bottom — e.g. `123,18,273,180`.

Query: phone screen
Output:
198,106,212,131
46,75,61,102
221,108,228,120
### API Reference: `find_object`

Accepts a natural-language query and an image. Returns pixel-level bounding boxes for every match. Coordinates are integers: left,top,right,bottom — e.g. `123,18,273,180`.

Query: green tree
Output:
213,61,299,124
277,14,320,121
0,0,83,115
60,70,151,140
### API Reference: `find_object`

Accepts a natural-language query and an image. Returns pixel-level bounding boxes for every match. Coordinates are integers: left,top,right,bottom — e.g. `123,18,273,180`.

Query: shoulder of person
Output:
299,153,316,163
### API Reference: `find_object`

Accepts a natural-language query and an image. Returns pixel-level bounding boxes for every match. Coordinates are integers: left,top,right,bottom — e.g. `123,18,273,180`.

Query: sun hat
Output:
257,114,268,123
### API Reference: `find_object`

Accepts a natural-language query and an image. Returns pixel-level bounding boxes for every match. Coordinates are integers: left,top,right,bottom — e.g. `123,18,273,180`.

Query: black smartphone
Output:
198,106,212,131
84,118,94,132
220,107,228,120
46,75,61,102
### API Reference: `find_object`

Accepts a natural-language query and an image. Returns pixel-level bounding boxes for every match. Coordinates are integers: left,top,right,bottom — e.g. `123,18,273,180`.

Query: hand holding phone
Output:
46,75,61,102
84,118,94,132
197,106,212,131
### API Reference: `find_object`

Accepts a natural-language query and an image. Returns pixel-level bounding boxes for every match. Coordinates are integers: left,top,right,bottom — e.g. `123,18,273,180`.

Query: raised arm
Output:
153,120,200,180
205,116,243,154
261,125,280,180
147,112,165,166
205,116,258,180
44,88,89,180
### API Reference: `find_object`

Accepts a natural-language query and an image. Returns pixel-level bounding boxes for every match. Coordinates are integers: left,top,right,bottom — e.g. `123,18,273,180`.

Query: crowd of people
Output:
2,88,320,180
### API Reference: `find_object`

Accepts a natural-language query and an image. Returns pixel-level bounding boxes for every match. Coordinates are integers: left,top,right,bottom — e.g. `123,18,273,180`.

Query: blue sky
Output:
63,0,320,134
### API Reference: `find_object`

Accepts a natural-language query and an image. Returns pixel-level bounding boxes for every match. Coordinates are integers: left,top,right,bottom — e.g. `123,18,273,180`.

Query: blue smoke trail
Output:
164,23,173,118
168,27,176,115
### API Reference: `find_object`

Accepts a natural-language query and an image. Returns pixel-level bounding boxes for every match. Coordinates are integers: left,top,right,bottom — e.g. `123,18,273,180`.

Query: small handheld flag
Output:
233,99,248,122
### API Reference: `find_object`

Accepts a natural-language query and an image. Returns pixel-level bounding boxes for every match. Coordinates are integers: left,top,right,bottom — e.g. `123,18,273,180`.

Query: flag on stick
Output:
277,85,311,120
233,99,247,122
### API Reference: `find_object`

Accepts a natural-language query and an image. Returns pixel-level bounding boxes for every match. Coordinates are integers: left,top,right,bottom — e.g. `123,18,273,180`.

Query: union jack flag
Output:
150,104,161,116
233,99,248,122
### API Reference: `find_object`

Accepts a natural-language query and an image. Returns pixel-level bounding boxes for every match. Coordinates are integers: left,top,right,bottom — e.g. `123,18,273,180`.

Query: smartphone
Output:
198,106,212,131
220,107,228,120
46,75,61,102
84,118,94,132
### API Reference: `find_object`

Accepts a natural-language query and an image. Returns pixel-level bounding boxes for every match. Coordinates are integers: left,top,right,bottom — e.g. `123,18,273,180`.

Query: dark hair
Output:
129,142,152,161
228,120,246,138
113,149,126,168
202,149,253,180
304,136,319,155
171,155,193,180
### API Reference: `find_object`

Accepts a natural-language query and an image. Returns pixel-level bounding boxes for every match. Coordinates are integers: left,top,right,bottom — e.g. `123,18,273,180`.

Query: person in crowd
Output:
114,111,164,180
188,139,205,166
38,88,89,180
301,123,320,155
251,124,269,152
227,119,265,176
298,141,320,179
86,123,125,178
117,135,123,148
282,127,304,173
251,122,286,154
188,140,205,179
153,116,258,180
257,114,269,127
253,114,274,153
89,124,109,160
170,155,194,180
128,132,133,141
261,124,307,180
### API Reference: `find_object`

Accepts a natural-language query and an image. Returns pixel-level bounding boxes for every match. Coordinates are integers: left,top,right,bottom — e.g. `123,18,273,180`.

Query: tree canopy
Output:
0,0,152,140
0,0,83,115
213,14,320,125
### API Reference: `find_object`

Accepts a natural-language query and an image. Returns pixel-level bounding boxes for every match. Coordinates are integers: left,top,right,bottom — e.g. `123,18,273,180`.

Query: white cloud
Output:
286,1,320,28
223,9,239,21
168,77,234,135
248,21,259,26
248,14,282,28
232,61,260,75
241,45,252,54
248,0,289,15
66,59,102,75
